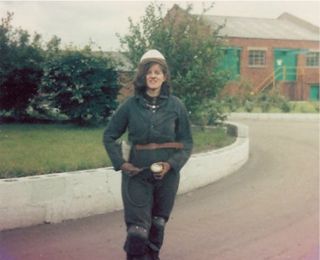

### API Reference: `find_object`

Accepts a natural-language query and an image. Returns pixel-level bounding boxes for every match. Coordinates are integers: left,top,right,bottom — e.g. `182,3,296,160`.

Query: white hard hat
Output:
140,49,166,62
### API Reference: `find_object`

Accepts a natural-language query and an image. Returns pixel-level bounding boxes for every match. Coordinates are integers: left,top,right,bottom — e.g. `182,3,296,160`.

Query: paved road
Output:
0,119,319,260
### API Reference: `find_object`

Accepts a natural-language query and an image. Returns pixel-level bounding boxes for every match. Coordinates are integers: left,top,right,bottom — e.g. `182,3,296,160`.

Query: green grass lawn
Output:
0,124,235,178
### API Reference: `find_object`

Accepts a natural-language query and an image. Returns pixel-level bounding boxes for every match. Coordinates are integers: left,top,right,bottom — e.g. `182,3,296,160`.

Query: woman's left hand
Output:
153,162,171,180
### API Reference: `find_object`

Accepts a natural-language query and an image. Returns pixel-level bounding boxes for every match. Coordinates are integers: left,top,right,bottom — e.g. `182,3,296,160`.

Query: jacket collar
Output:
135,89,169,100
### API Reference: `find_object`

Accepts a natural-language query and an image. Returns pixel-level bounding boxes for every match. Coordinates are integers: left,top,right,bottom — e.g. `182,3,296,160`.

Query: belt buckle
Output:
150,143,157,149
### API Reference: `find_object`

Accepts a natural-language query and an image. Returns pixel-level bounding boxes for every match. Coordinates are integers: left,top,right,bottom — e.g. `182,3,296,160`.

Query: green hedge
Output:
0,13,120,125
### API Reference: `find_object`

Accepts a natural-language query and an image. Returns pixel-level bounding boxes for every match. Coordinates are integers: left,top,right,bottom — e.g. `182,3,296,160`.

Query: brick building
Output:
113,7,319,101
204,12,320,101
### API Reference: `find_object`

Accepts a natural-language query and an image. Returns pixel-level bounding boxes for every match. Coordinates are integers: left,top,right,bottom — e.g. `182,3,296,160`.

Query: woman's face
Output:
146,63,166,93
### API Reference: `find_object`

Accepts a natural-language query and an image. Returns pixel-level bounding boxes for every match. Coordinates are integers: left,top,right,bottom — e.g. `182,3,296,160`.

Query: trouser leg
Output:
152,169,180,220
121,169,180,259
121,172,154,257
148,216,166,260
125,225,149,259
149,170,180,259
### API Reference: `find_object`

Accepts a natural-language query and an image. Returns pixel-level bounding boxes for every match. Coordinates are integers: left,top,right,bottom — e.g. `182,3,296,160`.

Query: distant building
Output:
204,11,320,101
112,7,320,101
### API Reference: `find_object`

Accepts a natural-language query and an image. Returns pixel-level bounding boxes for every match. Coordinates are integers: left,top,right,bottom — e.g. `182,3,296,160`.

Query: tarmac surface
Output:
0,119,319,260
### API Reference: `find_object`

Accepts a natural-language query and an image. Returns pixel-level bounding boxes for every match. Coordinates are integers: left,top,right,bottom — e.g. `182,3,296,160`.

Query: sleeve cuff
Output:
114,158,126,171
167,159,180,173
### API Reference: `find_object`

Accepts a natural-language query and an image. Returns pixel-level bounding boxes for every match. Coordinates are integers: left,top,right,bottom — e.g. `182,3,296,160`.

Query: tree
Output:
118,3,229,115
40,48,119,125
0,12,44,119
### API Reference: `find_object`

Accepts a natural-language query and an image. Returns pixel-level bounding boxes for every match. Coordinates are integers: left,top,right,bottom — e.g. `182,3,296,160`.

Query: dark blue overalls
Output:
103,93,193,259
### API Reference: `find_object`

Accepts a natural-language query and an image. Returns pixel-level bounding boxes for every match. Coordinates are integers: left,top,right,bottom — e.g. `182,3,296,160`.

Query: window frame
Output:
306,51,320,68
248,48,267,68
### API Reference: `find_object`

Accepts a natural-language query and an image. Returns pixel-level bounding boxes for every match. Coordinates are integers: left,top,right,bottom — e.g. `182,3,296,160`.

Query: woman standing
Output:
103,49,193,260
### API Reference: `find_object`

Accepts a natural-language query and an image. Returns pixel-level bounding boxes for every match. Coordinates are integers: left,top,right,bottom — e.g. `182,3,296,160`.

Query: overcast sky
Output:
0,1,319,51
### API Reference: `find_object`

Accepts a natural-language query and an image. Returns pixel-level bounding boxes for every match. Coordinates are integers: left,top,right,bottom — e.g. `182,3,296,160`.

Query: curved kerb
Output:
0,121,249,231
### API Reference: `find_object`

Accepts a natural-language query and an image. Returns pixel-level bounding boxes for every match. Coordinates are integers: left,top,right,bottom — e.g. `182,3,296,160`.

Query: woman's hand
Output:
152,162,171,180
121,162,142,176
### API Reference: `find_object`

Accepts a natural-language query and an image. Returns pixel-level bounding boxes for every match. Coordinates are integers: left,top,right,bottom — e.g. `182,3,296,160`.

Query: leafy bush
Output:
0,12,44,119
270,94,291,113
254,93,292,113
40,49,119,125
244,100,254,112
312,102,320,112
190,99,227,127
280,100,291,112
0,68,42,119
257,93,271,112
295,101,319,113
1,13,121,125
260,100,271,112
222,96,240,112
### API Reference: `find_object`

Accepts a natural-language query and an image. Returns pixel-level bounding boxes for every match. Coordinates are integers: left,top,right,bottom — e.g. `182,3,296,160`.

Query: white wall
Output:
0,122,249,231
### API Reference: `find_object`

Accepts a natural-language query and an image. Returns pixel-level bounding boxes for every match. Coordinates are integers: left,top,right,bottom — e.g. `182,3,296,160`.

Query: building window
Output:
306,52,320,67
249,50,266,67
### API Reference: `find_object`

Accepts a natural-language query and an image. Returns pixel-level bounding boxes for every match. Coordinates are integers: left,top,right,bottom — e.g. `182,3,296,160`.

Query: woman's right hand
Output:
120,162,142,176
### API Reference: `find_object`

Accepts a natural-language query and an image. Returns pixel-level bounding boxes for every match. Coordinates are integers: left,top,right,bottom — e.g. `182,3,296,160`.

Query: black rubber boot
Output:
127,253,151,260
149,249,160,260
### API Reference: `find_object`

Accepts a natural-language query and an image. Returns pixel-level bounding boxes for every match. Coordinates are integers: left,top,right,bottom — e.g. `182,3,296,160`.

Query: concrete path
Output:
0,119,319,260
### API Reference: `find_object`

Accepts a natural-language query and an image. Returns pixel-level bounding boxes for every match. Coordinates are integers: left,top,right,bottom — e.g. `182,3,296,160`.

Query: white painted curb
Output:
0,122,249,231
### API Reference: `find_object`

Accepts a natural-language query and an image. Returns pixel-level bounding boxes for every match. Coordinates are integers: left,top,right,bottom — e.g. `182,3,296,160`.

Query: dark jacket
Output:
103,93,193,173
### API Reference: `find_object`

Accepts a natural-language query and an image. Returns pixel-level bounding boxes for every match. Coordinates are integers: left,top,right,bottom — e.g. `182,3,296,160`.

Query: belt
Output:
135,142,184,150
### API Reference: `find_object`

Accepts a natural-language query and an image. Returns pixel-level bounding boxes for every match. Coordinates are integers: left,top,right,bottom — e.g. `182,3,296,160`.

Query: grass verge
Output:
0,124,236,178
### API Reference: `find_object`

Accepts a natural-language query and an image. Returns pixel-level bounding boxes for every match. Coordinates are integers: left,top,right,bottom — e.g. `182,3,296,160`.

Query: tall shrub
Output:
40,48,119,125
0,13,44,119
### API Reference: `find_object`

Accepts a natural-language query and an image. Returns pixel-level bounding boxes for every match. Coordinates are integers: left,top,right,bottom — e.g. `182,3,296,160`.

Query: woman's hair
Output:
133,59,171,96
